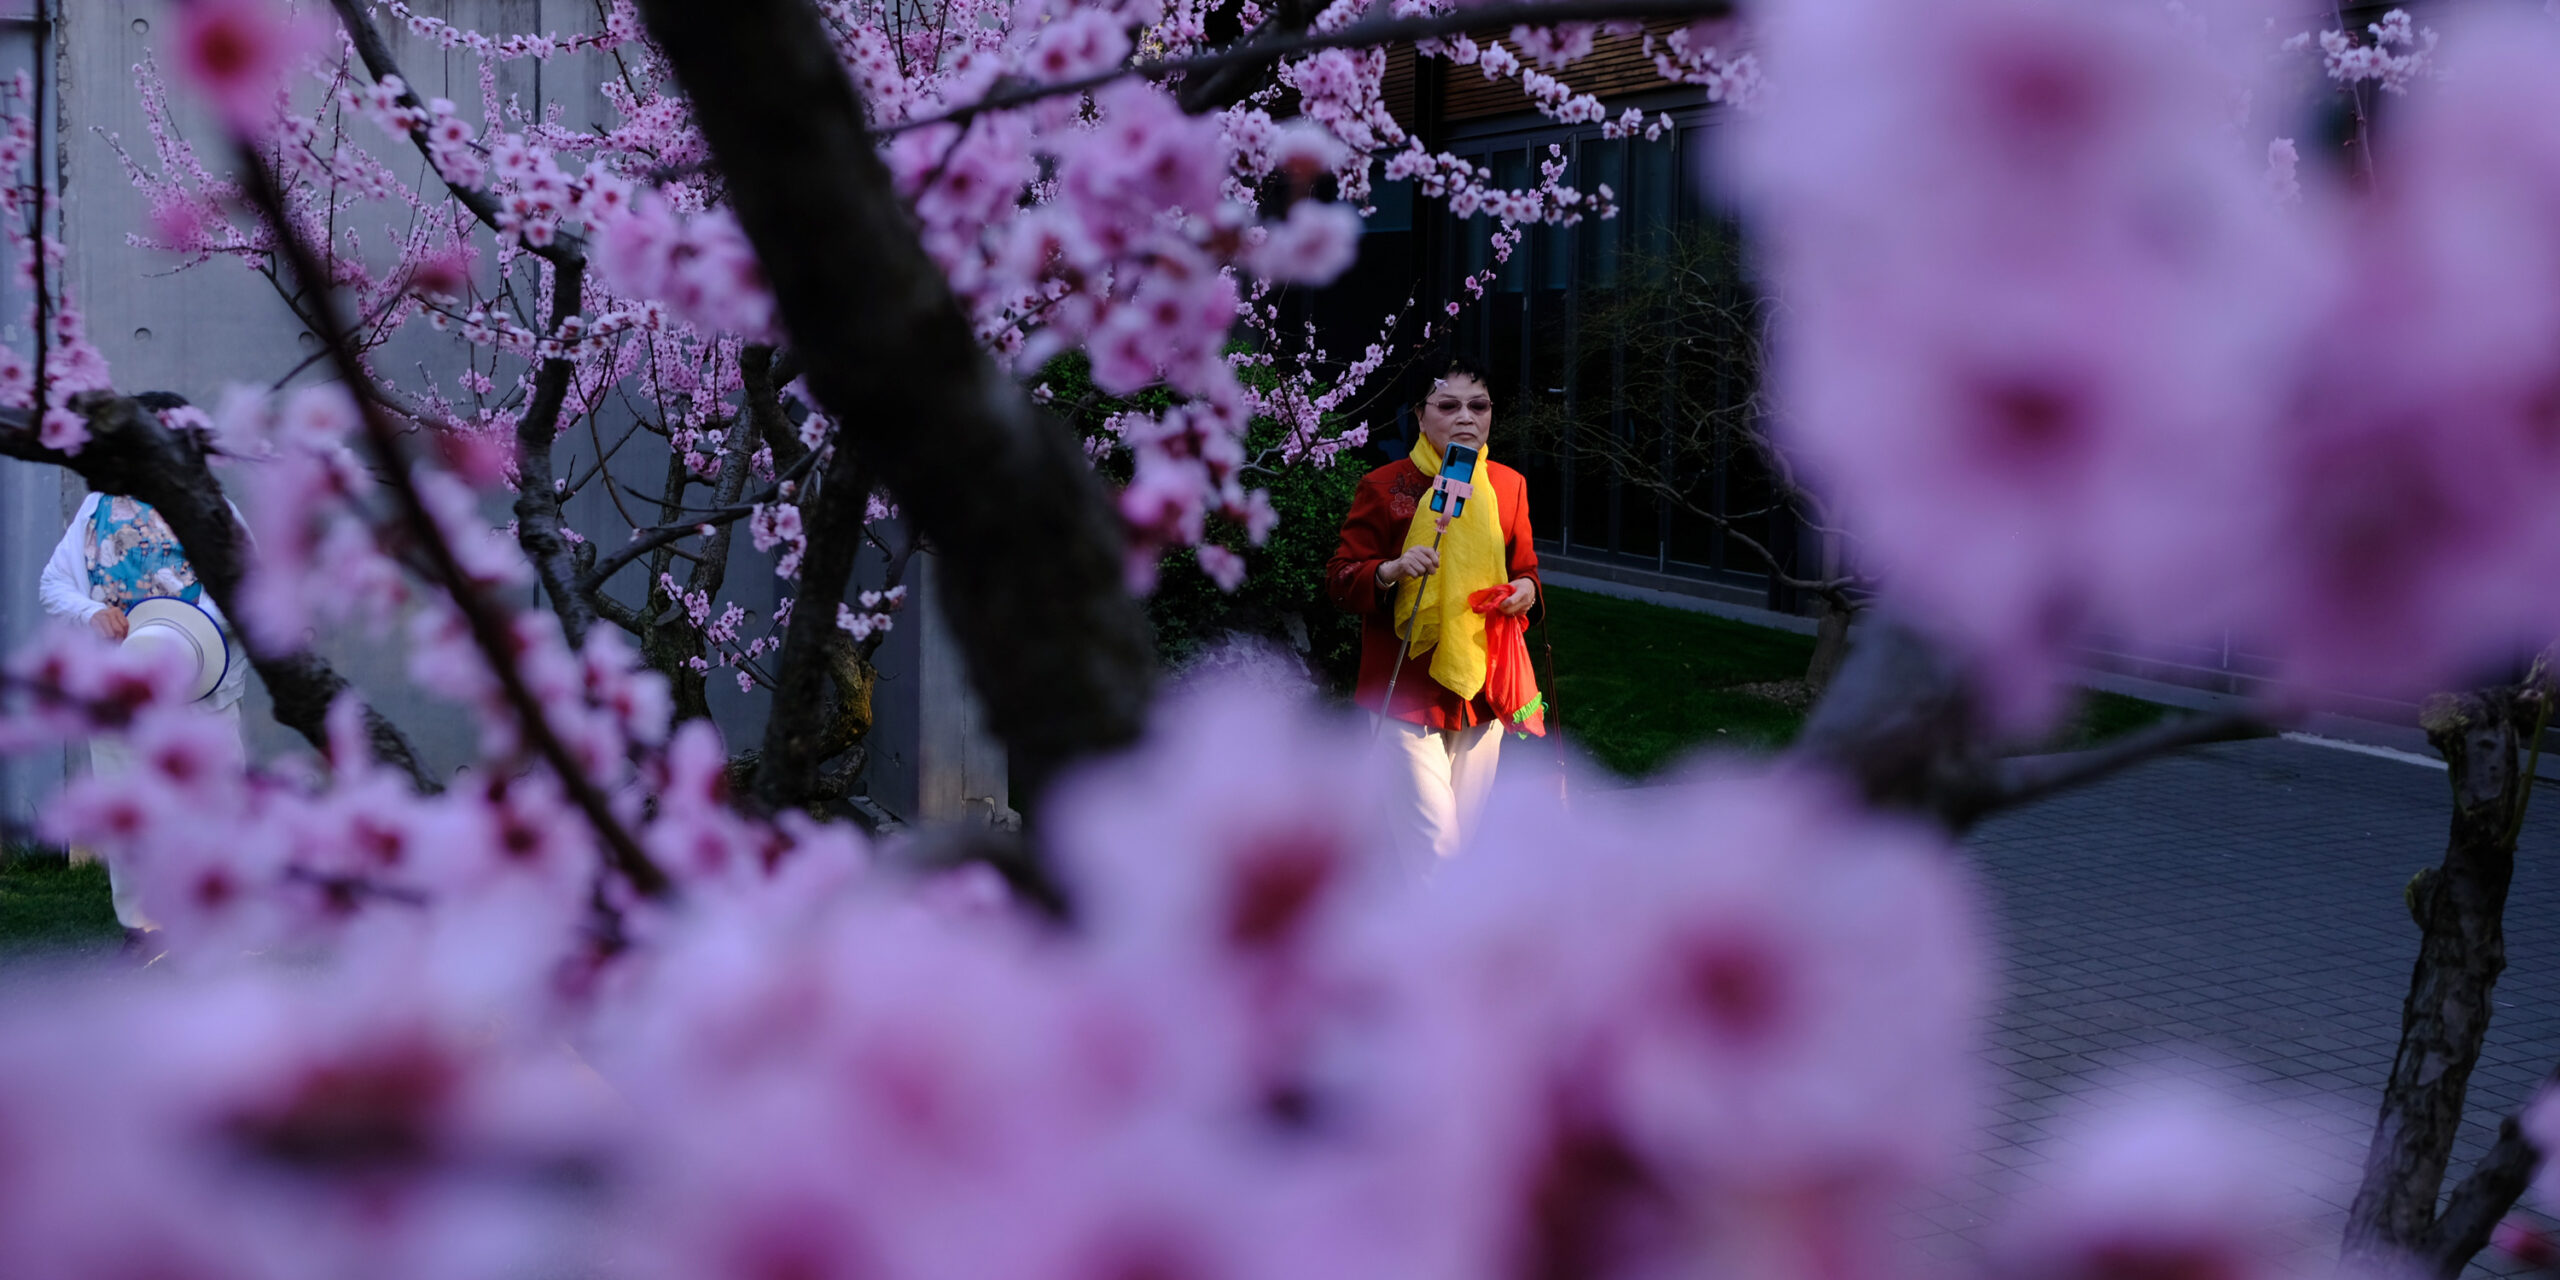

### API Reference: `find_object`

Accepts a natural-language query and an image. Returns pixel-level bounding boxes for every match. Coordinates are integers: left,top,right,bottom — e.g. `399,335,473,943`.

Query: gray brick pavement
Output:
1908,737,2560,1276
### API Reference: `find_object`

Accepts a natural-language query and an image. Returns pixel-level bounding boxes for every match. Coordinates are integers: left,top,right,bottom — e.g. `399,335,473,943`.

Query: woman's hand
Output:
1497,577,1536,616
1378,546,1441,585
89,609,129,641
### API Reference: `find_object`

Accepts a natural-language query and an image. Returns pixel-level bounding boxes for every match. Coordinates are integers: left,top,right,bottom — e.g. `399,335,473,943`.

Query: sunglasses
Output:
1428,399,1493,416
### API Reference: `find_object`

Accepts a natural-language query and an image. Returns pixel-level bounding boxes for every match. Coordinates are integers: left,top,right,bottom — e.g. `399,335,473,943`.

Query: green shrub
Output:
1038,353,1370,695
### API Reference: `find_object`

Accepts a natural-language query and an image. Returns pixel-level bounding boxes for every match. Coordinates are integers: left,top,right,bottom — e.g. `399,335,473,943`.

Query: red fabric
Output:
1469,585,1545,738
1324,457,1540,729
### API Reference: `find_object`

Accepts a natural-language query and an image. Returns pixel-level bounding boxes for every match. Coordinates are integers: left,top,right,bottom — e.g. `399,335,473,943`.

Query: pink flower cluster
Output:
0,75,113,451
593,194,777,339
1729,0,2560,722
0,673,2351,1280
836,585,909,642
123,0,1647,600
2287,8,2438,96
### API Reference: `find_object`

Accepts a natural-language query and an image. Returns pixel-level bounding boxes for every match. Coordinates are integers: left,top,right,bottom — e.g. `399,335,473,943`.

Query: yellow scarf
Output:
1392,435,1505,701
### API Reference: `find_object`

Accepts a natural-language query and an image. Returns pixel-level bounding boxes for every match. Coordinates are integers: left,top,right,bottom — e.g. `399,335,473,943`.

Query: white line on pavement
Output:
2279,732,2447,771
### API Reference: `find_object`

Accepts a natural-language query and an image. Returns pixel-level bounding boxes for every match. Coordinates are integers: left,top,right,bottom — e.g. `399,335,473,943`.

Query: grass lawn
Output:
0,848,122,960
1543,586,2192,777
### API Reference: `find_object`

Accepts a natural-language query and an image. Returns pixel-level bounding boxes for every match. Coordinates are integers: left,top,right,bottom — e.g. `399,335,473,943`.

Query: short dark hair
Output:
134,390,191,412
1413,355,1494,410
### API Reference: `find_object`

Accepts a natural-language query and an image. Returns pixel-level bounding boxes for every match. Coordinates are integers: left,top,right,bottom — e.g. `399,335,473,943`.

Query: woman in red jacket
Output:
1325,358,1539,861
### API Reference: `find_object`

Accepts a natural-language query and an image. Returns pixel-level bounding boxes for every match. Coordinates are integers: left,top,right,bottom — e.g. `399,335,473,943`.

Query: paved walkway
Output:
1905,737,2560,1275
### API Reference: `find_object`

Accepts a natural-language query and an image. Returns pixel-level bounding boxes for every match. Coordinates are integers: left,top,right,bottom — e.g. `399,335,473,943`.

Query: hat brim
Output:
122,596,229,703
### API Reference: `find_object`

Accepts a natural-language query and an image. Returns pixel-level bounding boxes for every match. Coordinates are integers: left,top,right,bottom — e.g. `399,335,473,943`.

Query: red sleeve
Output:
1326,474,1399,615
1501,465,1540,599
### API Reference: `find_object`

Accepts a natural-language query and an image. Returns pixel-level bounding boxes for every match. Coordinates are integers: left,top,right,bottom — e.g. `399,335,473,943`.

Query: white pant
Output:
82,702,243,931
1379,717,1503,862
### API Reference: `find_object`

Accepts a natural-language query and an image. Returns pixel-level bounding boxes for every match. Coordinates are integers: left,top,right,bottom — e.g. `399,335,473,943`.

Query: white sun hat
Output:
122,596,230,703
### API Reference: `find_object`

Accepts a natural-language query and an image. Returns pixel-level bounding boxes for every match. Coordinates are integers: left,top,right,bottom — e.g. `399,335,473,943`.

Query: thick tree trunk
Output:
2343,685,2536,1274
634,0,1156,818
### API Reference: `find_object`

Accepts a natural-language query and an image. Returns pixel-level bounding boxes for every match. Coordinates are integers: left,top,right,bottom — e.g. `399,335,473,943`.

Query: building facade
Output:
1307,30,1811,613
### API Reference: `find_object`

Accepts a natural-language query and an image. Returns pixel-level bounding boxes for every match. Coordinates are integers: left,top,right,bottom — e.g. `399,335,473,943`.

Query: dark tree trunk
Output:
634,0,1156,820
2344,685,2542,1276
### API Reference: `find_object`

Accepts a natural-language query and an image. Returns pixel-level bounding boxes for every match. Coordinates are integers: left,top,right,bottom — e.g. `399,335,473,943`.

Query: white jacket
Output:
41,493,250,712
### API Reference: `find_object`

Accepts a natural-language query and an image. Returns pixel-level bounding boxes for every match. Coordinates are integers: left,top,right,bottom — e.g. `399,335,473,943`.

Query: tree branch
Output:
750,451,876,811
0,399,438,792
638,0,1157,820
231,137,670,901
323,0,598,647
511,271,594,646
883,0,1735,136
574,446,821,597
325,0,586,271
2423,1106,2544,1280
1954,710,2268,826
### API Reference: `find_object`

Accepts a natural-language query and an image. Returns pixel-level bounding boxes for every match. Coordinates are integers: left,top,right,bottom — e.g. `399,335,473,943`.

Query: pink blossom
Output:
36,404,85,453
168,0,324,131
1730,0,2314,726
1249,201,1363,285
1029,9,1132,82
1991,1075,2315,1280
1195,543,1246,591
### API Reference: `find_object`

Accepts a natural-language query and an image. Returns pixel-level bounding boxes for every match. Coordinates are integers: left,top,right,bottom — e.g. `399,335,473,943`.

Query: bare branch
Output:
576,446,821,597
1957,711,2270,825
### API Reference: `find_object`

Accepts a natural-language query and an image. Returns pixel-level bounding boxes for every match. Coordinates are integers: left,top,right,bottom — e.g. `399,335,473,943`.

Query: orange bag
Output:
1468,585,1546,738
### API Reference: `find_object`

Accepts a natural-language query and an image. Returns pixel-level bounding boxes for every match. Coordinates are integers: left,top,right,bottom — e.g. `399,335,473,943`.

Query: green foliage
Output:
0,846,121,960
1545,586,1818,774
1038,351,1370,692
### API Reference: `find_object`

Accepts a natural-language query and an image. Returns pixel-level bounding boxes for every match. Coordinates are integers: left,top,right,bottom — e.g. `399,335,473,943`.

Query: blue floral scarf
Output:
84,496,202,610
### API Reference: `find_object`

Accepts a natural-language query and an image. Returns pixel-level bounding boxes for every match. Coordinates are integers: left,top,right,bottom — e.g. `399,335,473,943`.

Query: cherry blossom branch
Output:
882,0,1736,135
510,269,594,646
636,0,1158,819
574,447,823,612
750,452,877,812
229,139,671,902
324,0,586,271
1791,619,2271,832
0,397,438,792
1174,0,1332,113
324,0,599,648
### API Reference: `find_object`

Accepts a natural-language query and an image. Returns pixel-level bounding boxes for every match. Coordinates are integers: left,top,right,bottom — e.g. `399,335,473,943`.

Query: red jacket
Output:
1324,456,1541,729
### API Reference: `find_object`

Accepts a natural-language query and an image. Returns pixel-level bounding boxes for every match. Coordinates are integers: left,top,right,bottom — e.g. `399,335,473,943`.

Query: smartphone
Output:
1431,443,1480,517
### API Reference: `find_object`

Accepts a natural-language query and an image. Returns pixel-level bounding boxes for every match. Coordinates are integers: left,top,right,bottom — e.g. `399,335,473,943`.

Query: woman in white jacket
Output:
37,392,247,940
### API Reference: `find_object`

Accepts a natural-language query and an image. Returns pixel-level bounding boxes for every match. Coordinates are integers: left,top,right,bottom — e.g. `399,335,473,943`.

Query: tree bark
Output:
0,396,437,791
1805,594,1852,693
1789,616,1990,825
634,0,1156,817
2344,685,2538,1272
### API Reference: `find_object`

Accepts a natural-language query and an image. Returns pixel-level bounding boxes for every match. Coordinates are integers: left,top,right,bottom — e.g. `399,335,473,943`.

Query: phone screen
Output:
1439,443,1479,483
